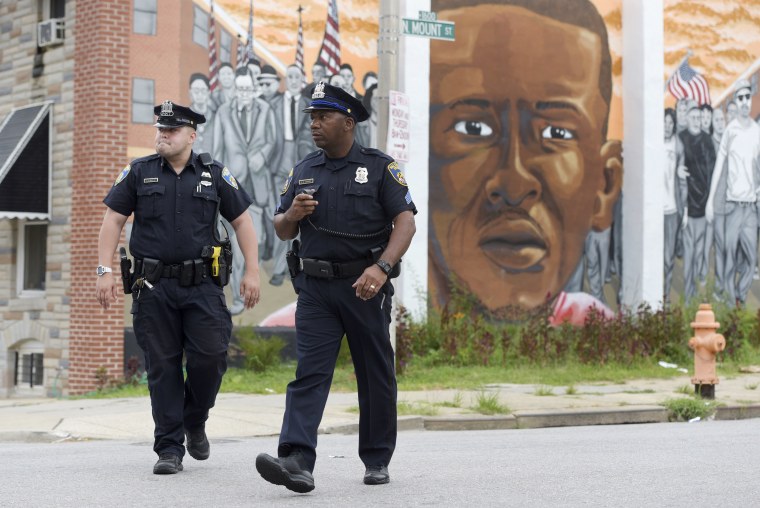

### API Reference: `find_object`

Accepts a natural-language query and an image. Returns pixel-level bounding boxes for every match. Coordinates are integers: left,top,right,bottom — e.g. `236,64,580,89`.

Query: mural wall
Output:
662,1,760,307
427,0,624,322
127,0,379,326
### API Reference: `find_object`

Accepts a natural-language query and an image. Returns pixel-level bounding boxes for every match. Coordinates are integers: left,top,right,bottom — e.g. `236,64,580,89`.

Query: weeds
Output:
534,386,555,396
472,391,510,415
662,397,717,422
236,329,286,372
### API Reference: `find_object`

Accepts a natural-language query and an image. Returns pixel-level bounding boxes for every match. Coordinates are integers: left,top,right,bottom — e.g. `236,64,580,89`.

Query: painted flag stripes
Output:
207,0,219,92
317,0,341,75
667,58,711,105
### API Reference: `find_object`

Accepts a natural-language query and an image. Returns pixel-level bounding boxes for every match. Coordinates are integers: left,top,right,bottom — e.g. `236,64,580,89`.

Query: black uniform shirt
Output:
277,142,417,261
104,152,252,263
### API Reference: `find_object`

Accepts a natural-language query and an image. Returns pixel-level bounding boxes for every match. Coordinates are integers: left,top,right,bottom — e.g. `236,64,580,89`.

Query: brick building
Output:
0,0,249,397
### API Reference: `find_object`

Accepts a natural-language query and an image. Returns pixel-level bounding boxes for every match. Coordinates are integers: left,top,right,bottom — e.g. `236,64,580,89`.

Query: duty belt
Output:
134,258,211,284
300,257,372,279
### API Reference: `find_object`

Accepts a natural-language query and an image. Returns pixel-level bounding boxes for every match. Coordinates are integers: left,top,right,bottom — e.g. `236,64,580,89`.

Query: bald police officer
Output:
96,101,261,475
255,83,417,492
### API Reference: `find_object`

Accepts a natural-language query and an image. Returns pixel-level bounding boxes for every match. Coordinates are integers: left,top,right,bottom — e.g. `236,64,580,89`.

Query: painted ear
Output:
590,139,623,232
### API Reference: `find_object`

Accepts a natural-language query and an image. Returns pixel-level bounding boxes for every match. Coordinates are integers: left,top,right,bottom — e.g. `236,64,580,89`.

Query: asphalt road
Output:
2,420,758,507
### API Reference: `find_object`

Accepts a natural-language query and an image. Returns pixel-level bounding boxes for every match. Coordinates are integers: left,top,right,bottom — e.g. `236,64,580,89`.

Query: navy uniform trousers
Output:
131,277,232,457
278,274,397,472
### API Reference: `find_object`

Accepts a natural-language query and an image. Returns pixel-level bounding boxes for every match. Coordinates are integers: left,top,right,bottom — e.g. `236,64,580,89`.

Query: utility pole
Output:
378,0,402,152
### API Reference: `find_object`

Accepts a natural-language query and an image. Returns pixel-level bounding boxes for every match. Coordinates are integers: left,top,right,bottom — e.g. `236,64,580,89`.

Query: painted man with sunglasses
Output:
706,79,760,305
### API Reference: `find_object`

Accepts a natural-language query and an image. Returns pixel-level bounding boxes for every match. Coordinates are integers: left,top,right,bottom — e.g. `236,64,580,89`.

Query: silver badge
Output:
160,100,174,117
355,167,368,184
200,181,211,187
312,82,325,99
201,171,211,178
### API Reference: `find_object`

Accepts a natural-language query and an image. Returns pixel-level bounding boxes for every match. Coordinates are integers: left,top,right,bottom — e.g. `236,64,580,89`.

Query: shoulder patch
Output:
222,167,239,190
114,165,130,186
281,168,293,195
387,162,407,186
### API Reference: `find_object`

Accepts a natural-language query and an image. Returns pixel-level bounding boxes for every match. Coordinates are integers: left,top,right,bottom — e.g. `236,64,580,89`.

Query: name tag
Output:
298,178,314,185
143,178,159,183
200,181,212,187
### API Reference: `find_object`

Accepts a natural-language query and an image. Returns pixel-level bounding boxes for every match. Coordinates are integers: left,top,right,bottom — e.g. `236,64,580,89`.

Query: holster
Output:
216,240,232,287
142,258,164,284
286,239,301,293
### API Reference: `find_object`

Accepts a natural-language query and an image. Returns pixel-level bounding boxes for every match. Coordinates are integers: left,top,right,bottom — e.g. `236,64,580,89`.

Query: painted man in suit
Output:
267,64,316,285
214,68,277,313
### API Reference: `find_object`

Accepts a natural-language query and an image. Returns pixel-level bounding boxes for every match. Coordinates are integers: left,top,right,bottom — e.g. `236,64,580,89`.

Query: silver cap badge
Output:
312,82,325,99
160,100,174,116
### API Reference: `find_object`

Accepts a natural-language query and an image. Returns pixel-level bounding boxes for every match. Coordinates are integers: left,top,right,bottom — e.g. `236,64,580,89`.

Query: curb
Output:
424,415,516,431
714,403,760,420
513,406,669,428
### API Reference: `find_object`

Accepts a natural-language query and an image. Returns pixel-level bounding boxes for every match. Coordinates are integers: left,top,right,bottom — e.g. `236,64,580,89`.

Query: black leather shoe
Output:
185,428,210,460
153,453,183,475
256,451,315,493
363,465,389,485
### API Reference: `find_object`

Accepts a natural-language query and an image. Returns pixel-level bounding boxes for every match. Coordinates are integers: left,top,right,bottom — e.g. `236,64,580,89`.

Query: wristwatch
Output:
96,265,113,276
375,259,393,276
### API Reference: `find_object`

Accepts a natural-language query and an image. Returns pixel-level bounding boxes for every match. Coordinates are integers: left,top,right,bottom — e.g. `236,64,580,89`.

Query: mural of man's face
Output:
286,67,304,95
338,68,354,93
219,66,234,88
259,78,279,99
736,88,752,119
235,75,255,108
687,108,702,135
312,64,326,83
189,79,209,106
429,5,621,311
701,108,712,132
727,101,738,123
676,99,689,129
712,107,726,136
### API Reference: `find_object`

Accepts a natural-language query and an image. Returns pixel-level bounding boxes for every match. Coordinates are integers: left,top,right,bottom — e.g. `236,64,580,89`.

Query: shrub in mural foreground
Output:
394,284,760,375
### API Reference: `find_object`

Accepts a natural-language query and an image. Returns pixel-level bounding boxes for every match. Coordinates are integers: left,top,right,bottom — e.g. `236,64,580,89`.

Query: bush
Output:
236,329,286,372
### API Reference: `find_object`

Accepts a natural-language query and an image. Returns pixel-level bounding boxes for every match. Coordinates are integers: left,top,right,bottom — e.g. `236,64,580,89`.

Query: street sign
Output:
386,90,409,163
402,11,455,41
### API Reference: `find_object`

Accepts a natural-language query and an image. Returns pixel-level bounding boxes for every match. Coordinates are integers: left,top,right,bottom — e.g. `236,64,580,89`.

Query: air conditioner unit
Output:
37,18,65,48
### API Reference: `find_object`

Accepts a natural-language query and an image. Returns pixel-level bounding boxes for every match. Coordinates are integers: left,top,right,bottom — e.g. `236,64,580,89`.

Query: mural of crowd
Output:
663,78,760,306
187,58,378,314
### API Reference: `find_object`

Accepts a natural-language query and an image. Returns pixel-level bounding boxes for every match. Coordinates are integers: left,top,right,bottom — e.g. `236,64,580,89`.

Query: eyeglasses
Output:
236,87,255,94
736,93,751,102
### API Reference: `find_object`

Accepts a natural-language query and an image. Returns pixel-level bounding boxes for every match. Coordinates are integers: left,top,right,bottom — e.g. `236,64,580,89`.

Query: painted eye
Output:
453,120,493,137
541,125,574,140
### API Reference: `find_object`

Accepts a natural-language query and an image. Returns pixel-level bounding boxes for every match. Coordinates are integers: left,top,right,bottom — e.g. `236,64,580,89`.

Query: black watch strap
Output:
376,259,393,276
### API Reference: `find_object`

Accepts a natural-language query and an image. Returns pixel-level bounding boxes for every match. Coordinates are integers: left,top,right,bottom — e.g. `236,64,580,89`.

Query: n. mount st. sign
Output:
402,11,455,41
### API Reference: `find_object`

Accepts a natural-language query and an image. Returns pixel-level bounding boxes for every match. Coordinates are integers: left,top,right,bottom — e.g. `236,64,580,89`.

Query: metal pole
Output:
378,0,401,152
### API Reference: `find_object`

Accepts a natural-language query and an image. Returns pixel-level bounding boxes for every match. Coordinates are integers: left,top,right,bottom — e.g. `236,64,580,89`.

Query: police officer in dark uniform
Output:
95,101,261,475
255,83,417,492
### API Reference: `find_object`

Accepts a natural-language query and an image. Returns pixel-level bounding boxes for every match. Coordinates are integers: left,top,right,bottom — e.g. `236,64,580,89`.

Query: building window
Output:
220,29,231,64
133,0,157,35
17,220,47,295
15,351,44,388
40,0,66,20
132,78,154,124
193,5,208,48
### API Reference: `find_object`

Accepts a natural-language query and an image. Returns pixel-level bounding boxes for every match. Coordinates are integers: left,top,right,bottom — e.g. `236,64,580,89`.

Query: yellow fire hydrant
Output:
688,303,726,399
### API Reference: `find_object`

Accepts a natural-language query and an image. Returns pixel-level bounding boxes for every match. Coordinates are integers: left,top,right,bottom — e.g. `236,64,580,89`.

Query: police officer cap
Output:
153,100,206,129
303,82,370,123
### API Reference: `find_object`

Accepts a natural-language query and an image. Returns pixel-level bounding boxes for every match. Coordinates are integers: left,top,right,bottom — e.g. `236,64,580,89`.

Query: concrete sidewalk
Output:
2,373,760,443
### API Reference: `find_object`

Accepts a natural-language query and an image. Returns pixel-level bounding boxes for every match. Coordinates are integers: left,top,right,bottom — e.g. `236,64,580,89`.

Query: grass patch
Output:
662,397,716,422
565,385,577,395
397,401,440,416
675,385,693,395
434,392,464,408
534,385,555,396
745,383,759,390
472,391,510,415
622,389,656,394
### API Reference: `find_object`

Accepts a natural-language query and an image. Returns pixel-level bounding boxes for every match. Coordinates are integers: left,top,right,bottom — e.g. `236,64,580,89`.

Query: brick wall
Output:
69,0,131,394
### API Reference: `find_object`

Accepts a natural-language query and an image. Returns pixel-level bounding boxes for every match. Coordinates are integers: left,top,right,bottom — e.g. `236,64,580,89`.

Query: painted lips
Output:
479,219,548,271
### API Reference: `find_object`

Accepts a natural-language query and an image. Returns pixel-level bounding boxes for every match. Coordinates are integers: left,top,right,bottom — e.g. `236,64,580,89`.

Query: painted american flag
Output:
244,0,255,65
207,0,219,92
667,57,711,105
295,5,305,77
317,0,341,75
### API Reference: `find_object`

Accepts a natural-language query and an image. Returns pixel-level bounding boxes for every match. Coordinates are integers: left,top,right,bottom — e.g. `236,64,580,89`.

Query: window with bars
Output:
14,352,44,388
